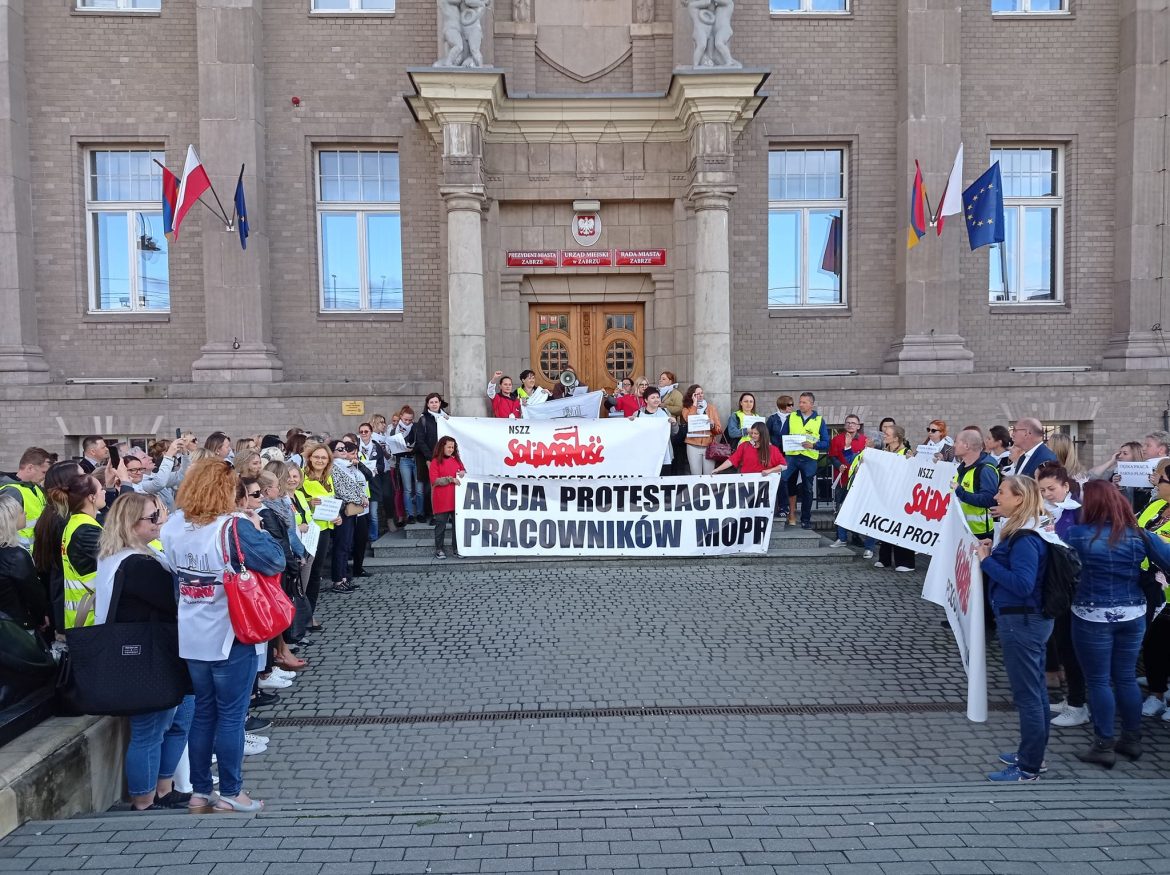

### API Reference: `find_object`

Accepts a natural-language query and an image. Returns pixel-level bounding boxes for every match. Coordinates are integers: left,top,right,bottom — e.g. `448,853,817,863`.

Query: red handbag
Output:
705,432,733,463
221,518,294,645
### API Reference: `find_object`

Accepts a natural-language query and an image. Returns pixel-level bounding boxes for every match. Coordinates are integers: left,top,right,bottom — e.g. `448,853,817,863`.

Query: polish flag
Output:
172,145,211,240
935,143,964,236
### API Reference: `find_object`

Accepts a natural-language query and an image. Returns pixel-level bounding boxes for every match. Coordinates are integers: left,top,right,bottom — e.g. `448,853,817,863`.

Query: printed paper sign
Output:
782,435,811,453
456,474,778,557
311,497,343,522
1117,460,1157,488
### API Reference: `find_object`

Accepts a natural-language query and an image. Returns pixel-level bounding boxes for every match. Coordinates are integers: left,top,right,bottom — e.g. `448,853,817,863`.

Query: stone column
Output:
443,190,487,415
0,0,48,383
190,0,282,382
1104,0,1170,371
690,188,733,414
883,0,973,374
441,119,488,415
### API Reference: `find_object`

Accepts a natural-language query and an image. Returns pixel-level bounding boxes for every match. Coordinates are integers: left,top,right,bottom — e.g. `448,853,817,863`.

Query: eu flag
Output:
234,175,249,251
962,162,1005,251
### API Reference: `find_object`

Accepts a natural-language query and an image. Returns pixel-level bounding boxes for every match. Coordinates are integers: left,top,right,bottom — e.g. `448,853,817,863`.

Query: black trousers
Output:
1143,608,1170,696
1053,608,1087,707
433,512,456,552
878,541,915,570
306,527,332,613
351,513,370,574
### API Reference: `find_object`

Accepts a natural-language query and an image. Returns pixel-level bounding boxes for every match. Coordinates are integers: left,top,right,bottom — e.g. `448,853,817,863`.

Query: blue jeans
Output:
125,694,195,796
1071,614,1146,740
997,612,1054,774
186,640,257,798
368,500,379,541
787,455,817,525
834,484,875,547
399,456,424,518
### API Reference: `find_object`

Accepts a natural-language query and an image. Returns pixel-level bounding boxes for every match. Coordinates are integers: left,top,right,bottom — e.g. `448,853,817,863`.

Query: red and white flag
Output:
935,143,964,236
172,145,211,240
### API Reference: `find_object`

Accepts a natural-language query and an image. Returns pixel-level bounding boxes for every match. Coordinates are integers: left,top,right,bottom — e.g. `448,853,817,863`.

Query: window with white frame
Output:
77,0,161,10
989,146,1063,304
316,150,403,312
86,149,170,313
767,148,847,308
991,0,1067,13
770,0,848,12
311,0,395,12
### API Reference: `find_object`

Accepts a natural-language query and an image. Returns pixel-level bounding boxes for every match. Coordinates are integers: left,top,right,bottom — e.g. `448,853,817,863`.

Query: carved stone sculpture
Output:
512,0,531,23
436,0,493,68
681,0,740,68
635,0,653,24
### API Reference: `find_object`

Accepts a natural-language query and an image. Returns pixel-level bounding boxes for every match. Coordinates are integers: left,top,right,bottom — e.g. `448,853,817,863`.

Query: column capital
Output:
440,186,487,212
687,186,736,212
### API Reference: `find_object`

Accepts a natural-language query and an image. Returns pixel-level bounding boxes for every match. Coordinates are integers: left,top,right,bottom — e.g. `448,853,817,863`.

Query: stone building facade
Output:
0,0,1167,466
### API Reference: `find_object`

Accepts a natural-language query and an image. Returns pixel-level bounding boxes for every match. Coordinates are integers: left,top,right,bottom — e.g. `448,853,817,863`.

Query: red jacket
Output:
429,456,466,515
490,393,522,419
829,432,868,487
615,394,643,418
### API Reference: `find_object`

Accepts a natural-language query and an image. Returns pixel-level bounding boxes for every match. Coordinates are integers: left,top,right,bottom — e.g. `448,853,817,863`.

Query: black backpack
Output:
1017,530,1081,618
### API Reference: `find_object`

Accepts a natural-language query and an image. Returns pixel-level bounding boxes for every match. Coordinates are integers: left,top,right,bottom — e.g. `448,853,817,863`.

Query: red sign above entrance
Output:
559,249,613,267
505,250,558,267
616,249,667,266
504,249,667,268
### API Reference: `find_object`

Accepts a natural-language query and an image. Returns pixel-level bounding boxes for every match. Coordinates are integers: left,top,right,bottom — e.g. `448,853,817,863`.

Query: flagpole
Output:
203,176,233,231
152,158,231,226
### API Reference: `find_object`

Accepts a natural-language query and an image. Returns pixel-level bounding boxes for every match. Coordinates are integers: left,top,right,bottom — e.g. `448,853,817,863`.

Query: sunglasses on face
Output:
1159,475,1170,486
927,428,941,434
140,509,162,524
247,490,262,498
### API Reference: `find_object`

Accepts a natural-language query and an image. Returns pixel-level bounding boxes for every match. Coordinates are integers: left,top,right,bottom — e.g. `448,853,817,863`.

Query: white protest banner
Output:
1117,459,1156,488
921,500,987,722
834,450,958,556
437,416,670,477
520,390,604,420
456,474,778,557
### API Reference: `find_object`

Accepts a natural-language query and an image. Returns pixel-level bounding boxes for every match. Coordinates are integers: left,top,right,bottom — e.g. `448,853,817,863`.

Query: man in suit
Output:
1005,418,1058,477
78,435,109,474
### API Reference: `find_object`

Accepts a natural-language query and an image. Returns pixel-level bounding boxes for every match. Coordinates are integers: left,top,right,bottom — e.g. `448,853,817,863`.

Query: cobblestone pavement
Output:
6,555,1170,873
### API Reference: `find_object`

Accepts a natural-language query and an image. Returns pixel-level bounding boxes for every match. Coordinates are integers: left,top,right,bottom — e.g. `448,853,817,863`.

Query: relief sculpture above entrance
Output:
535,0,632,82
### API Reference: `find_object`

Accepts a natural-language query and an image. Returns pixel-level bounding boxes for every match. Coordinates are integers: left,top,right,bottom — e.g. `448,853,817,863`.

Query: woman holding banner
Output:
874,425,915,573
682,385,723,476
634,388,676,476
430,437,465,559
976,476,1054,782
712,423,785,476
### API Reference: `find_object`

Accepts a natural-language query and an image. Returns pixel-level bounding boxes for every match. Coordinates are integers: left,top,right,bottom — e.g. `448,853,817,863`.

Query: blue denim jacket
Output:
981,530,1048,615
1065,523,1170,609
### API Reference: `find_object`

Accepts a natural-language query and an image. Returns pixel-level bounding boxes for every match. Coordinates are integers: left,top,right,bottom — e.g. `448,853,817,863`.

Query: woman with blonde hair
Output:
232,449,264,479
976,476,1056,781
0,492,49,630
1048,433,1086,482
94,492,193,811
161,459,285,814
300,442,342,606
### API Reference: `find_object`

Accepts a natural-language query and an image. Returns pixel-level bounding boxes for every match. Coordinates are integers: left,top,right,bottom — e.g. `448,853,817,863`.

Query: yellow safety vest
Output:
732,411,756,445
957,463,998,537
300,478,336,530
1138,500,1170,573
0,481,45,550
62,514,101,628
786,412,824,459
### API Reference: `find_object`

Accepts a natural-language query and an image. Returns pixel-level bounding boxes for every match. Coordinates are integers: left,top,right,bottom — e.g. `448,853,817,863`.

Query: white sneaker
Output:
243,737,268,756
873,560,885,569
830,539,848,548
1141,694,1166,717
1050,699,1069,715
862,549,874,559
270,667,296,681
894,566,915,573
245,732,269,746
1051,705,1090,727
257,674,292,691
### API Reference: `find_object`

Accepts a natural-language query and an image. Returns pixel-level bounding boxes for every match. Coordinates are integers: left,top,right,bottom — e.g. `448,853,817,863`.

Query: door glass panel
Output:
539,340,569,381
605,340,635,381
538,313,568,332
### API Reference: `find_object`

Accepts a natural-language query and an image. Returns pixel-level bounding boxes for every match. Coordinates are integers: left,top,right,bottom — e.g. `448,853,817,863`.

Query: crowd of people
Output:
1,373,1169,799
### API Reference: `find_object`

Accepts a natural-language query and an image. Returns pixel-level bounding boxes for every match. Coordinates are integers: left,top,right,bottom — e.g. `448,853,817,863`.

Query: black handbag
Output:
281,570,311,642
56,562,190,717
0,612,55,676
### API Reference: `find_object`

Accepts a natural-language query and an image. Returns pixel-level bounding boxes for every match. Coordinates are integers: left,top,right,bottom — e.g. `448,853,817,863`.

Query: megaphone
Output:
559,370,579,389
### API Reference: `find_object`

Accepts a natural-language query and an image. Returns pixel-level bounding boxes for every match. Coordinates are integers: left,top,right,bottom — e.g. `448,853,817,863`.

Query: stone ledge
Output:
0,715,126,838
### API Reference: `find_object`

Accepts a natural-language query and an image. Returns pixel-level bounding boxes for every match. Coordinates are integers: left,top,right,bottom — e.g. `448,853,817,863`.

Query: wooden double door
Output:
528,303,644,394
